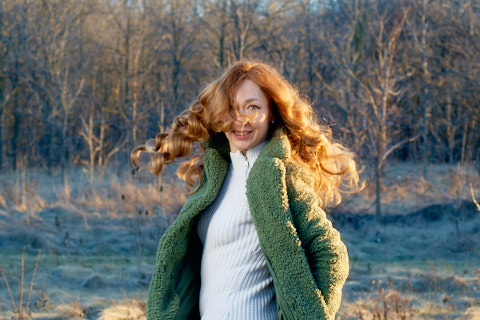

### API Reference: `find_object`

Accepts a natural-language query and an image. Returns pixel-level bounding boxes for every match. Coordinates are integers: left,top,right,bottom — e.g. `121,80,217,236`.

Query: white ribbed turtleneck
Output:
197,141,277,319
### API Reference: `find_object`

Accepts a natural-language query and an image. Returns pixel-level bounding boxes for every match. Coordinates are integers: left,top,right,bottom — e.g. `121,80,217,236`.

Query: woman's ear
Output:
270,100,281,124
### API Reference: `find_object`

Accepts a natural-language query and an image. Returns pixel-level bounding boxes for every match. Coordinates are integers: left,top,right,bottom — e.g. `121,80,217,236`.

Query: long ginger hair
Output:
132,60,360,207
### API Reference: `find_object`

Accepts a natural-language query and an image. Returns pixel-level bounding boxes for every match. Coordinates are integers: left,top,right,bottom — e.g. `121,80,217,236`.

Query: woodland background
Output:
1,0,479,211
1,0,480,319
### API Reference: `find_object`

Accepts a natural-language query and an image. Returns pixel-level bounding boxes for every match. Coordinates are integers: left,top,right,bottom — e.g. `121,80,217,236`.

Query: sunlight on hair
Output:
131,60,361,207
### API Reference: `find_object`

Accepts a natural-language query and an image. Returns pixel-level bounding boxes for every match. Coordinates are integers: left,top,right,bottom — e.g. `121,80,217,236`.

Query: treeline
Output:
1,0,479,178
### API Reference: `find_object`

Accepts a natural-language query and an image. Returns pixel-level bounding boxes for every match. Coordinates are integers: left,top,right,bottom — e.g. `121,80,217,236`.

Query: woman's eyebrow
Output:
240,98,261,106
232,97,262,110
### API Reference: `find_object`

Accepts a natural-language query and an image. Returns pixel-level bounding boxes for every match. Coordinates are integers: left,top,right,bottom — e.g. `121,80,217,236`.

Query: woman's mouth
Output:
233,131,252,139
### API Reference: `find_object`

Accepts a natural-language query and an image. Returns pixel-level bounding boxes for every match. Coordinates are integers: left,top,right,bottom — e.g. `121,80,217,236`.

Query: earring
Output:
271,120,275,124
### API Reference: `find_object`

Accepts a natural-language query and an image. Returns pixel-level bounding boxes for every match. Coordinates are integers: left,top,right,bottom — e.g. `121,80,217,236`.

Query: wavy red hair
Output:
132,60,360,207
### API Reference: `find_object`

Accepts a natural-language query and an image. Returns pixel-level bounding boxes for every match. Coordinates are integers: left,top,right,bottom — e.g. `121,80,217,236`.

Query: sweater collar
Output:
230,140,267,173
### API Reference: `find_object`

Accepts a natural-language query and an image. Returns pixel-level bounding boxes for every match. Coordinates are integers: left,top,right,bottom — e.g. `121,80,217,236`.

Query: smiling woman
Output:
224,79,274,153
131,60,361,320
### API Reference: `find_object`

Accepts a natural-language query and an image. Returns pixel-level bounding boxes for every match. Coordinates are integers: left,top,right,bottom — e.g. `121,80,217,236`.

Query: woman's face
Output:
224,79,274,154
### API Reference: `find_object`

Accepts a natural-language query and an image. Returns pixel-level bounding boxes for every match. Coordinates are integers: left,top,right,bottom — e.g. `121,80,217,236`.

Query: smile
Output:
233,131,252,138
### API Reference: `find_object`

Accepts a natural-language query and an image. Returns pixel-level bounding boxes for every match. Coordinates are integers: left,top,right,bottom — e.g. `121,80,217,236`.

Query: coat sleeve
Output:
285,163,349,319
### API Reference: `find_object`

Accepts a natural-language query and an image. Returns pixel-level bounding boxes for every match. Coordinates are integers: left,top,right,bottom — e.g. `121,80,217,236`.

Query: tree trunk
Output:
421,0,430,178
446,93,454,163
11,110,19,171
375,123,386,219
375,160,382,219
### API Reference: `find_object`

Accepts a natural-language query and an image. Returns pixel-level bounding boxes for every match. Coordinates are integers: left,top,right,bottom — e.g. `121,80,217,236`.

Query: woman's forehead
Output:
231,79,269,107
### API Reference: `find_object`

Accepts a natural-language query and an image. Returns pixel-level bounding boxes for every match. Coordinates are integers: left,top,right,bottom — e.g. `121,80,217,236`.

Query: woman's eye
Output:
248,105,260,110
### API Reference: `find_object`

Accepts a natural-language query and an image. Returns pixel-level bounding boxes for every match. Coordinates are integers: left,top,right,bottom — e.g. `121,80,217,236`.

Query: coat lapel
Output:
246,130,328,319
157,134,229,287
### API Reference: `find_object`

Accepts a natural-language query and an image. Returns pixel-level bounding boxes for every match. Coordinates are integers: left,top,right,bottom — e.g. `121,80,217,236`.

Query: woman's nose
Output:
232,111,248,124
233,115,247,124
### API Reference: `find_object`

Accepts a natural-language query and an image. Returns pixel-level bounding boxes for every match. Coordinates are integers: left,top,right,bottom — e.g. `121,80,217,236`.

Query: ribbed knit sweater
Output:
196,141,277,319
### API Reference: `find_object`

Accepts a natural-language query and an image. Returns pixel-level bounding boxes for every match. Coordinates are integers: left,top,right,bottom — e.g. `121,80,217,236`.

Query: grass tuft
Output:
54,297,86,319
354,280,417,320
98,296,146,320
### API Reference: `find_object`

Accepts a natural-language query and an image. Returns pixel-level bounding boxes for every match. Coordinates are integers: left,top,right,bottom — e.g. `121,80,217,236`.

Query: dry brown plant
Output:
474,269,480,294
6,178,46,214
52,167,186,220
354,280,418,320
54,297,86,319
0,249,41,319
0,193,7,210
470,183,480,211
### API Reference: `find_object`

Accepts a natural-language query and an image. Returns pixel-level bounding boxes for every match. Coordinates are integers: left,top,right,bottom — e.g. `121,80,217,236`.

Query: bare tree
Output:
0,0,478,197
408,0,431,178
348,5,417,218
199,0,231,69
228,0,260,61
79,104,125,183
252,0,296,74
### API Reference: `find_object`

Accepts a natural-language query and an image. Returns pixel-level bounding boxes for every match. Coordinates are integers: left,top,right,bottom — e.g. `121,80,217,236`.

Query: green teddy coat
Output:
147,129,349,320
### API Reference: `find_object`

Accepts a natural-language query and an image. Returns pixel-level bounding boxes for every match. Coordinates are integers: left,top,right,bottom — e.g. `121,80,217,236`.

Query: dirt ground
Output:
0,162,479,319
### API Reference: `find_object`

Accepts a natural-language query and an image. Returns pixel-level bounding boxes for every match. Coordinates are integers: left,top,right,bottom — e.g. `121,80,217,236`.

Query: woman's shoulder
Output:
284,160,314,186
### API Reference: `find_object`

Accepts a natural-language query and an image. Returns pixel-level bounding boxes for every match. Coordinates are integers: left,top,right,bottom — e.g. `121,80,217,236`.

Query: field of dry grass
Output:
0,161,479,319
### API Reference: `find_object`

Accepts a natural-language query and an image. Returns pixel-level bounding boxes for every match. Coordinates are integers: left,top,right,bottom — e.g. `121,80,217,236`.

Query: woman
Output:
132,60,360,320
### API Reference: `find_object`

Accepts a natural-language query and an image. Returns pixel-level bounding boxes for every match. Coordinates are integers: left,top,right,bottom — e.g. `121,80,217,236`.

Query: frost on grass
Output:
0,164,479,319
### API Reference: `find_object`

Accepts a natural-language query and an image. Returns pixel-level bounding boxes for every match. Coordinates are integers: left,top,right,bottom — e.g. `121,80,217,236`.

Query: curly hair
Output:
132,60,360,207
